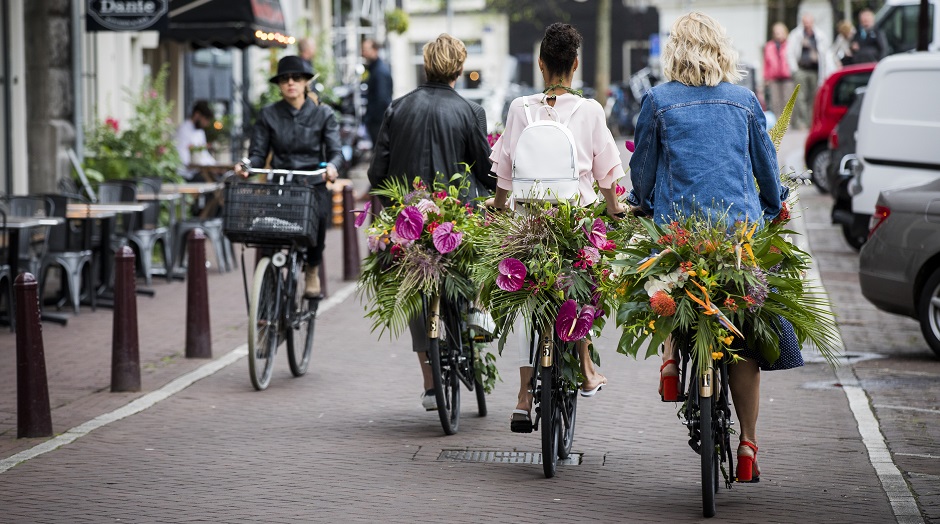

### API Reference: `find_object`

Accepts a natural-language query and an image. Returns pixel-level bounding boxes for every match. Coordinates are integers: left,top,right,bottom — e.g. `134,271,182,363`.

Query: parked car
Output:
859,179,940,357
876,0,939,55
803,63,875,193
847,52,940,235
827,88,868,250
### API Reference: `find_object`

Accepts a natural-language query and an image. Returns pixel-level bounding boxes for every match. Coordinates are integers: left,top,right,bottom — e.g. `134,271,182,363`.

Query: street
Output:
0,131,938,523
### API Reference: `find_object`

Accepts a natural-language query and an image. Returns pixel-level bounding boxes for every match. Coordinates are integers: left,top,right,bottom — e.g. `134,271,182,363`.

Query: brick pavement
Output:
0,144,917,523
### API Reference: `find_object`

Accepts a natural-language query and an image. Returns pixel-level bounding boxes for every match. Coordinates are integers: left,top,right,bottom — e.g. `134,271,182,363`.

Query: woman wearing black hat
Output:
236,55,344,297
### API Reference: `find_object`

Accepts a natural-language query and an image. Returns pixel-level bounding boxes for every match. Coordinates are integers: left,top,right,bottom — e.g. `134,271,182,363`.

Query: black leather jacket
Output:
248,99,344,171
368,83,495,195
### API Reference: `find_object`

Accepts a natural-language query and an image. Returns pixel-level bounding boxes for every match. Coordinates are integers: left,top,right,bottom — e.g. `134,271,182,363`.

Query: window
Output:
877,4,935,55
833,72,872,107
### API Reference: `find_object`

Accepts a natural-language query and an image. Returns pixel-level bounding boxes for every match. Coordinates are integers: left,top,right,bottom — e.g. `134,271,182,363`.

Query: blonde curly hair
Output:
662,12,743,87
423,34,467,84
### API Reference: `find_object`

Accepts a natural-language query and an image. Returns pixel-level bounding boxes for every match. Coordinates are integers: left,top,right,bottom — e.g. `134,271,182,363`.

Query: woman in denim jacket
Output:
630,12,800,484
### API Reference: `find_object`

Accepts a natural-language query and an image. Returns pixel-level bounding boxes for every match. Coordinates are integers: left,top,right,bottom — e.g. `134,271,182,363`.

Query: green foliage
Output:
83,64,183,183
770,84,799,151
385,8,409,34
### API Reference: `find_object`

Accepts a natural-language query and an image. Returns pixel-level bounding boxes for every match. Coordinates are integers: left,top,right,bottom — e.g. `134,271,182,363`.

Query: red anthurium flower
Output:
555,300,595,342
354,201,372,229
625,140,635,153
585,218,616,250
394,206,424,241
432,221,462,254
495,258,526,292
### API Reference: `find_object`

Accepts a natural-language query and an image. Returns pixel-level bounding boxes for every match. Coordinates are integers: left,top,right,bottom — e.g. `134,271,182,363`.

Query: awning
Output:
163,0,293,49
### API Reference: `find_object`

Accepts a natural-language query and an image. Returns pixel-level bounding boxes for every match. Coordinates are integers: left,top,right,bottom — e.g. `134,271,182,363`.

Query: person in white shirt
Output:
176,101,216,180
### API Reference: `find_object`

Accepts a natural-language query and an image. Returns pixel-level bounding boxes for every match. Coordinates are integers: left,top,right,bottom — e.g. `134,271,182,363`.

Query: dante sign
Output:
86,0,169,32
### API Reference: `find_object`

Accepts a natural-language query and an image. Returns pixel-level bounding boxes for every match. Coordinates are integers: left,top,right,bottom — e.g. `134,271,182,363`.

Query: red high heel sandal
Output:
659,359,679,402
736,441,761,483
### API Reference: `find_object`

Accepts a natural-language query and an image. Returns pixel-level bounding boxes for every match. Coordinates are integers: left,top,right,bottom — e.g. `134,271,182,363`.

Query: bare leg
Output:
516,367,534,412
660,335,679,395
728,357,761,461
578,339,606,391
417,352,434,391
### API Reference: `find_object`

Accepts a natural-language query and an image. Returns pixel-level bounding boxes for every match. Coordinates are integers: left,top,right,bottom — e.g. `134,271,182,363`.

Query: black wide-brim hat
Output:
269,55,315,84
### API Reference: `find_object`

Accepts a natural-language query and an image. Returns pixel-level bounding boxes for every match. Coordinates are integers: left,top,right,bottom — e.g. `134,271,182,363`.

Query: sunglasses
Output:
278,73,307,84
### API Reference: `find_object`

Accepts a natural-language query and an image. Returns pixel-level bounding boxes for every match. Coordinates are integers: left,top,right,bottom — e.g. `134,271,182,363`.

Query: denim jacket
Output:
629,81,783,228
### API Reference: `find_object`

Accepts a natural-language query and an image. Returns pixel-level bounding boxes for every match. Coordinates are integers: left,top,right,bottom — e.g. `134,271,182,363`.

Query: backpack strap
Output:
523,96,536,125
561,98,586,126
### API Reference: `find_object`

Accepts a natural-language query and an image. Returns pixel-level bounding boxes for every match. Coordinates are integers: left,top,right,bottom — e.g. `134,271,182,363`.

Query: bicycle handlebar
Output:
238,157,328,184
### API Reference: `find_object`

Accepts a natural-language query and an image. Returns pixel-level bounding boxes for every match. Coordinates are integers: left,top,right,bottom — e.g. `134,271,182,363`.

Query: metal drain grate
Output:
437,450,582,465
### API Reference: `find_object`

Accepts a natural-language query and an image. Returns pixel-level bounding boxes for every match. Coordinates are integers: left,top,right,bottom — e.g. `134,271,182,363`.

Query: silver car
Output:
859,178,940,357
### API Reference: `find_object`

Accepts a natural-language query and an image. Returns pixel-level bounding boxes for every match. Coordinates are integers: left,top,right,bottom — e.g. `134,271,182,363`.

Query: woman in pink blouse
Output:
488,22,627,432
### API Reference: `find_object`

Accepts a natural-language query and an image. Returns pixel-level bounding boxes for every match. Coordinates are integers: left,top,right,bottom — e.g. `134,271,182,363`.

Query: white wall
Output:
387,11,509,96
84,31,161,126
656,0,769,80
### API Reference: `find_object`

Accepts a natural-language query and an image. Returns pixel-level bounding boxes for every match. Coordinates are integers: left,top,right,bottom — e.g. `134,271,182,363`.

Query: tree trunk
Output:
595,0,611,109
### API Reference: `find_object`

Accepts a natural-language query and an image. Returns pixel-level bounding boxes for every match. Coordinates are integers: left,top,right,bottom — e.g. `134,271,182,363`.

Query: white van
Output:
849,52,940,221
876,0,939,54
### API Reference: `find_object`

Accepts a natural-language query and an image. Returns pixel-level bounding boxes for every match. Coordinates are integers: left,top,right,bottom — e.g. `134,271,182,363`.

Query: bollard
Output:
185,229,212,358
14,273,53,438
342,185,361,281
111,246,141,392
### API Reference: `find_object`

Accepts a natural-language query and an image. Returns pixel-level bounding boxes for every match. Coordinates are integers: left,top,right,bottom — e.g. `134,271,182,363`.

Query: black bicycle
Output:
673,332,735,518
424,292,488,435
528,324,579,479
222,165,326,390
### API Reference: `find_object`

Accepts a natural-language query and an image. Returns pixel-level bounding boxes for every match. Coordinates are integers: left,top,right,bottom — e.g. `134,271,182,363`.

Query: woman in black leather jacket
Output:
236,55,344,298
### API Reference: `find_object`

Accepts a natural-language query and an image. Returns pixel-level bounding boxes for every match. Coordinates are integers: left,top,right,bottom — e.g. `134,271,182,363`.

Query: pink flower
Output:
555,300,597,342
415,198,441,218
367,234,387,253
584,219,616,251
487,132,501,147
495,258,527,292
394,206,424,241
625,140,635,153
354,201,372,228
390,244,403,258
615,184,626,196
156,145,166,157
433,191,448,201
432,222,462,254
104,117,119,132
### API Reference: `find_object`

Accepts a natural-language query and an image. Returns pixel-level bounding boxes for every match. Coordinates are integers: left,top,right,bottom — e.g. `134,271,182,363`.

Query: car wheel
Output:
841,224,867,251
917,269,940,358
808,145,831,194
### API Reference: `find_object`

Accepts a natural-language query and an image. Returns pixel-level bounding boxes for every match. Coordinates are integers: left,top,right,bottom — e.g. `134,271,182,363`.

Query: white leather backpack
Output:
511,95,585,204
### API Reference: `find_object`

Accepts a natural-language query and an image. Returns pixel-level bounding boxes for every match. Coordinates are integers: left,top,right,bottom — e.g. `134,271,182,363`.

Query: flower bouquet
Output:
472,195,640,384
356,172,500,391
609,87,840,373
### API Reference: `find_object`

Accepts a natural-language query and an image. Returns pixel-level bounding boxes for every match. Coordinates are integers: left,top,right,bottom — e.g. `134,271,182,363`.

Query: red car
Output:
804,63,875,193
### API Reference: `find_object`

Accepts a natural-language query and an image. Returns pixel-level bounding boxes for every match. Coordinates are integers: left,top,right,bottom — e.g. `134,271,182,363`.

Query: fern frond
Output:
769,84,800,151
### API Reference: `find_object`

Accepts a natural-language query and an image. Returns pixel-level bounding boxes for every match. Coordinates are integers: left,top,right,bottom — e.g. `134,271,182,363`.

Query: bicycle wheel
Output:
700,393,717,518
286,262,317,377
429,329,460,435
247,257,279,391
474,378,487,417
558,387,578,460
540,362,560,478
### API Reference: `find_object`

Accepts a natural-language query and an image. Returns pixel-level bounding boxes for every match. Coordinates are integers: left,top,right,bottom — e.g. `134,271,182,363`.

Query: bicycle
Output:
424,292,489,435
525,323,579,479
671,332,735,518
222,164,327,391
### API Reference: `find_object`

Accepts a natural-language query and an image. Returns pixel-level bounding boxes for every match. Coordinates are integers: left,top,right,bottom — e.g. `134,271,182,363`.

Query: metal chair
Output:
132,178,172,285
41,193,95,314
0,208,14,331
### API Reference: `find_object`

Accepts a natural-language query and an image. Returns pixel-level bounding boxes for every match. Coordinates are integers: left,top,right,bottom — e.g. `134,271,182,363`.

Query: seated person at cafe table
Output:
176,100,216,181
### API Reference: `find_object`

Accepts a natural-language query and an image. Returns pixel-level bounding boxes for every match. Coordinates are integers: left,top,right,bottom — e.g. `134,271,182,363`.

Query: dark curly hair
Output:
540,23,582,79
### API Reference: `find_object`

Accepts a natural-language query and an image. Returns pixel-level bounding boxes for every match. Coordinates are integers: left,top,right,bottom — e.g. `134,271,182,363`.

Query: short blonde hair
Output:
423,34,467,83
662,12,743,87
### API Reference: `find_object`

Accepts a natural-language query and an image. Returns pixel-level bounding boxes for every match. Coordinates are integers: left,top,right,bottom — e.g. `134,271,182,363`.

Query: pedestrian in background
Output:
851,8,888,64
367,34,494,411
297,37,322,104
361,38,393,147
786,12,830,129
763,22,793,118
831,19,856,67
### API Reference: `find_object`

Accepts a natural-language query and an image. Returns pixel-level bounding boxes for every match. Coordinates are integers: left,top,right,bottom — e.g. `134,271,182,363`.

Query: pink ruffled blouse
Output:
489,93,624,205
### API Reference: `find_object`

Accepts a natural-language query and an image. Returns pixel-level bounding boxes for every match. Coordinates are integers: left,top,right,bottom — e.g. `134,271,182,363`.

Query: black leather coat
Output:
368,83,495,195
248,99,344,171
